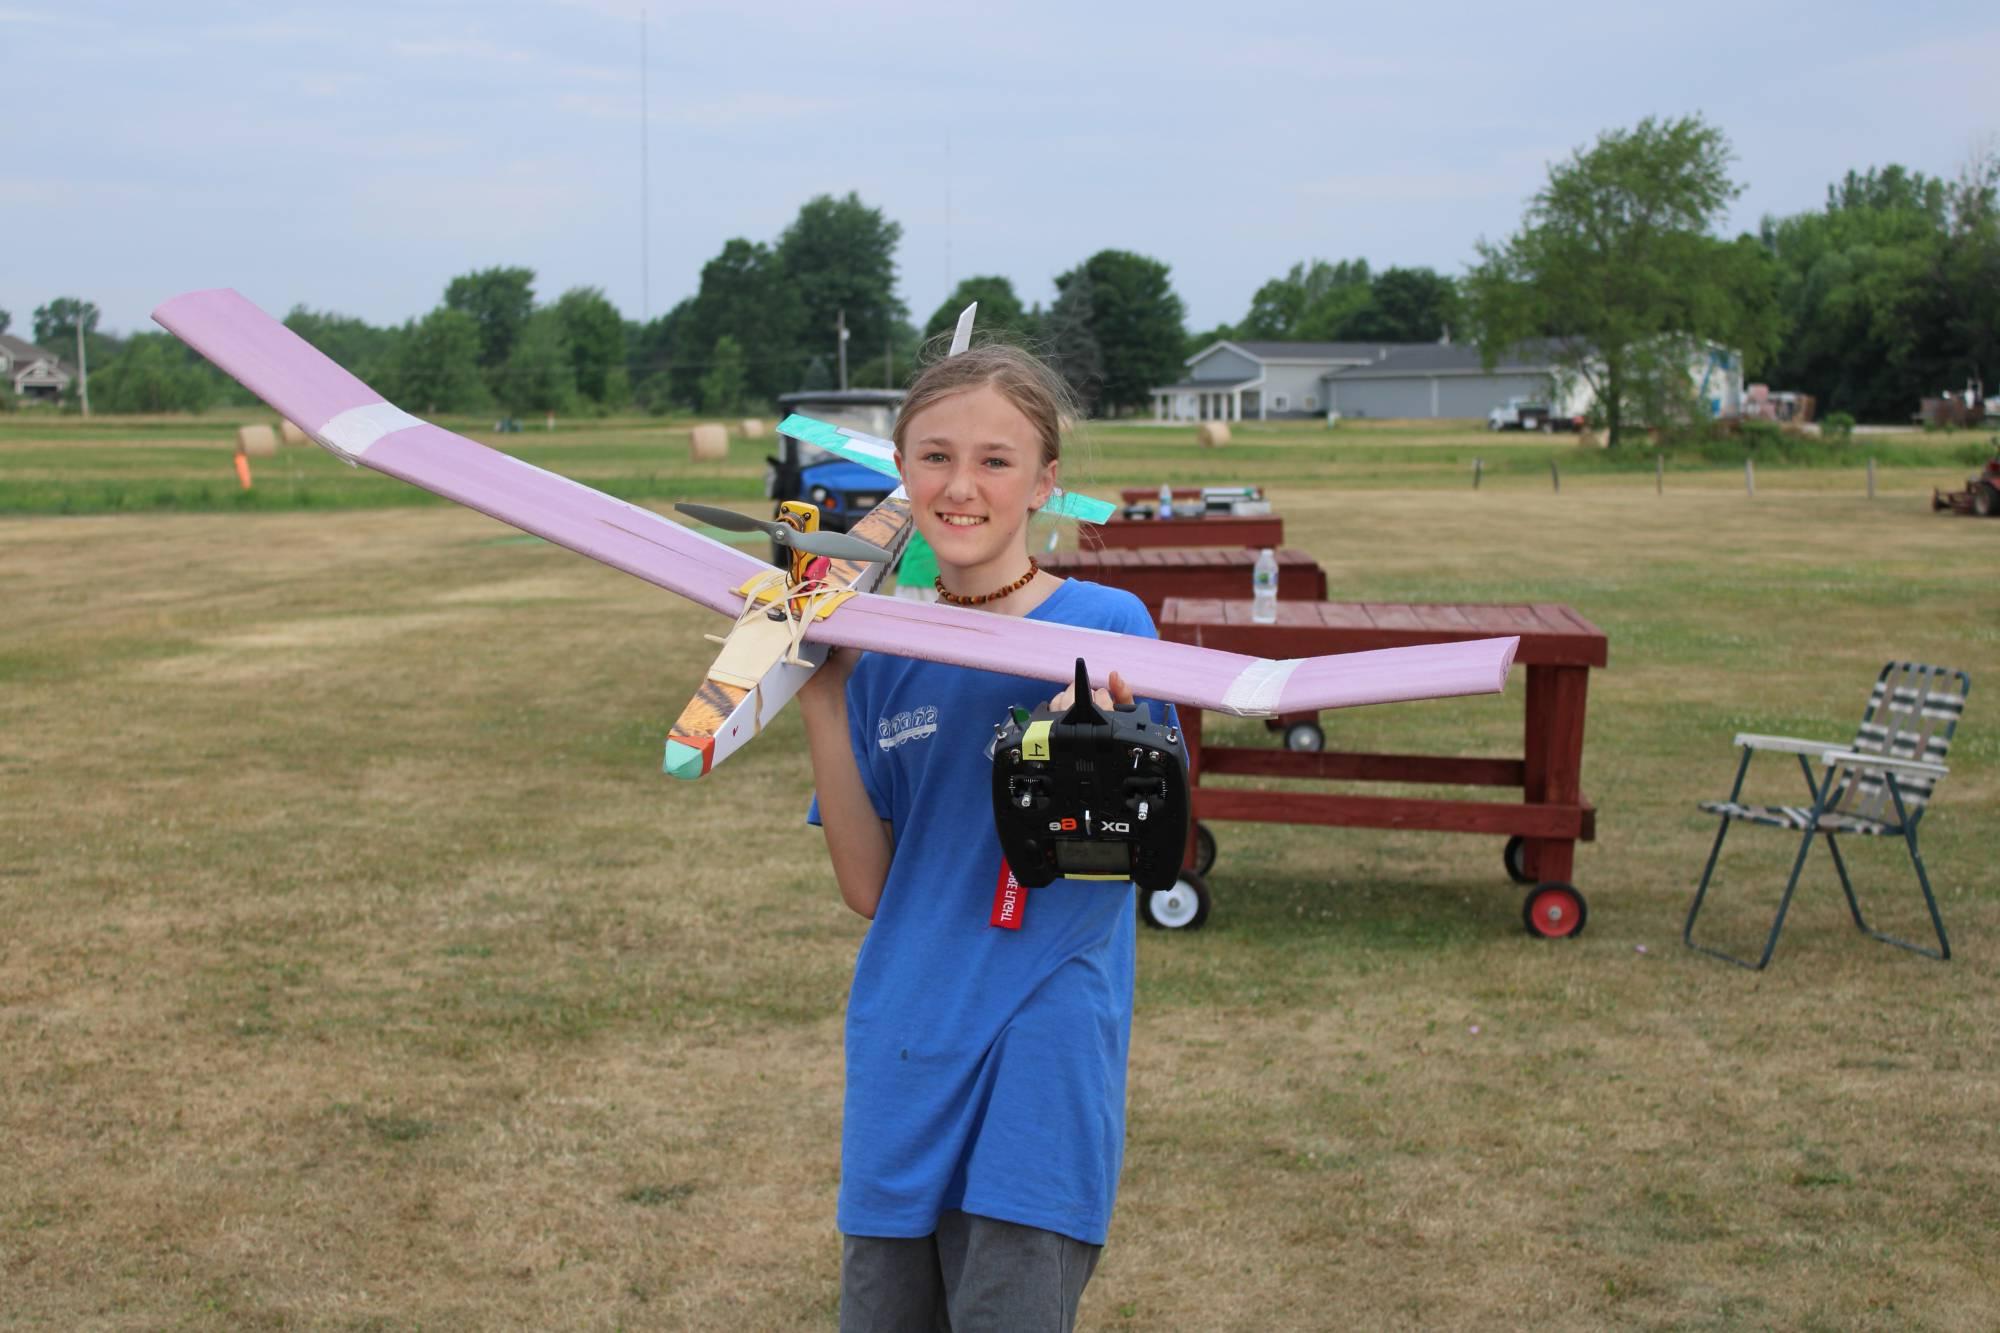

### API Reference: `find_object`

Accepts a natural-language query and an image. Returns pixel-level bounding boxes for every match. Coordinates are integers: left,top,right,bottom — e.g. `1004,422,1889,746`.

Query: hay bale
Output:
1196,421,1231,447
739,418,767,439
236,424,278,457
689,423,730,461
277,419,308,446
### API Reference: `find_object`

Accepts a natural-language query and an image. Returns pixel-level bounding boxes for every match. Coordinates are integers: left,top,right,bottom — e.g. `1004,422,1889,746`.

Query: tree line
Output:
8,129,1995,434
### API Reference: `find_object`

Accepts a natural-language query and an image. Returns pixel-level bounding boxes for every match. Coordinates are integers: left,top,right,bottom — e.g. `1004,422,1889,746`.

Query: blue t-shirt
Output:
807,578,1169,1245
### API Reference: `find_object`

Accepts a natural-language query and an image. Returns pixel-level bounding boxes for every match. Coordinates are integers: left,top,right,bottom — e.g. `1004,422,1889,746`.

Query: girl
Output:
800,343,1168,1332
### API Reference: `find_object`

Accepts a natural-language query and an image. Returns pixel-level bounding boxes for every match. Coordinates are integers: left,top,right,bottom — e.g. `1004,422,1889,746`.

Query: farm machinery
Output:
1932,439,2000,517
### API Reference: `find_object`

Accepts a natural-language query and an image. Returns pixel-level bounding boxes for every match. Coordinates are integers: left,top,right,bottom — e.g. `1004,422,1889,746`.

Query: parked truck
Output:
1487,397,1584,432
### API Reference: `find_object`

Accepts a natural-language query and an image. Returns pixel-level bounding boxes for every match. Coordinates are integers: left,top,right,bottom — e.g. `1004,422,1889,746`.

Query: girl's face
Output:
895,383,1057,585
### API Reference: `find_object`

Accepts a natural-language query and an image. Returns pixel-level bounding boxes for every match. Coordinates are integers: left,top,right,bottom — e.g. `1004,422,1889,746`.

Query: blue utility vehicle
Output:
766,391,905,557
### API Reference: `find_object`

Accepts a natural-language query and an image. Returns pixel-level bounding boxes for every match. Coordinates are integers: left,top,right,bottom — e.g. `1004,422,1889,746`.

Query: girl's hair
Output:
891,340,1078,469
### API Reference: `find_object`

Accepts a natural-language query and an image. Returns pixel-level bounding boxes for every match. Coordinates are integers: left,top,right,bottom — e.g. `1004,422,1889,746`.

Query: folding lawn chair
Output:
1683,662,1970,970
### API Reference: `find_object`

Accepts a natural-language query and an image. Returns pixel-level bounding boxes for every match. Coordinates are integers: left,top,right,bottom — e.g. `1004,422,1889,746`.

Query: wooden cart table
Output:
1079,512,1284,550
1157,599,1608,936
1043,547,1326,619
1117,485,1264,505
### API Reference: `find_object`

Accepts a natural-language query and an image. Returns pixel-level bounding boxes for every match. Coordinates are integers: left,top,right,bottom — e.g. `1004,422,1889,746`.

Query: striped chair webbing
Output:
1697,800,1899,836
1828,662,1970,825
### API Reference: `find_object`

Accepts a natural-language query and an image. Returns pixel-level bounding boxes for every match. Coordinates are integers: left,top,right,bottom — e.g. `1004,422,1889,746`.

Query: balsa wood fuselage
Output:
663,494,915,779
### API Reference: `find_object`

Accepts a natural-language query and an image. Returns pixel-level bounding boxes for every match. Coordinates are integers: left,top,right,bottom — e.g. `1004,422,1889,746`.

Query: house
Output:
1153,336,1744,423
0,334,75,402
1151,340,1401,422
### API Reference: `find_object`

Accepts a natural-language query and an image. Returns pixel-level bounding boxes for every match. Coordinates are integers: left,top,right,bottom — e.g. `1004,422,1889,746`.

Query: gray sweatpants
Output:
840,1210,1102,1333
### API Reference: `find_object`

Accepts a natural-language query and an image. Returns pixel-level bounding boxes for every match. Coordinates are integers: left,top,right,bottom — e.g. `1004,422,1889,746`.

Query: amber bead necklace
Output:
935,559,1039,607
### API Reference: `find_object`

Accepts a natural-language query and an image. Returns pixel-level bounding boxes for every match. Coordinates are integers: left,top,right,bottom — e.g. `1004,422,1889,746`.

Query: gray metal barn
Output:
1324,341,1565,420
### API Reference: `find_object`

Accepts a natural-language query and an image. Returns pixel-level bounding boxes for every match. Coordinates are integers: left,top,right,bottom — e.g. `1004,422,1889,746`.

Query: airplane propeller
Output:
675,502,896,564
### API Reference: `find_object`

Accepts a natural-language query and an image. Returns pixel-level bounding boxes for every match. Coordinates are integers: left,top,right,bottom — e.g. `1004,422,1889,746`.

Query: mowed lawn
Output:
3,421,1998,1330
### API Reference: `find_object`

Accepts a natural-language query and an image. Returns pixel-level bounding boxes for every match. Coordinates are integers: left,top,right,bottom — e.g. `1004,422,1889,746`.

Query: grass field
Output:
3,418,1999,1329
3,410,1994,514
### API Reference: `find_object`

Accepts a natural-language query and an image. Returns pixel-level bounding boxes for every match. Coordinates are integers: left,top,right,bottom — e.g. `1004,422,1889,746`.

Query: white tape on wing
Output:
315,402,424,463
1221,657,1302,716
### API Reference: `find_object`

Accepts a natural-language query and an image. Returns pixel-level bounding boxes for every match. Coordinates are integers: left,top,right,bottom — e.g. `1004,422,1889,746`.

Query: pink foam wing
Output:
152,288,1516,719
152,288,767,617
806,592,1517,717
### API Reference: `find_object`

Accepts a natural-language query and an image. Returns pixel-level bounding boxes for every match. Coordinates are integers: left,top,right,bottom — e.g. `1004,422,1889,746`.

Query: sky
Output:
6,0,1998,346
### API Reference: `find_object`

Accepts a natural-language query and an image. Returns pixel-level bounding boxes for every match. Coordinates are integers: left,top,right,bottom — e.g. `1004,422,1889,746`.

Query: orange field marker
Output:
234,450,253,490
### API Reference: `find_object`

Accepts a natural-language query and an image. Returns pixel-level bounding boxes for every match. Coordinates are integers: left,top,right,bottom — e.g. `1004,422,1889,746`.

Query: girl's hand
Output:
799,646,859,709
1046,669,1134,714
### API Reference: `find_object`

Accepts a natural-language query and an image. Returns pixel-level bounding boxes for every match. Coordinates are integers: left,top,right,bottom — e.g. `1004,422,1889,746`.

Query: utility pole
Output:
76,316,90,417
836,308,849,391
944,130,953,294
639,8,650,323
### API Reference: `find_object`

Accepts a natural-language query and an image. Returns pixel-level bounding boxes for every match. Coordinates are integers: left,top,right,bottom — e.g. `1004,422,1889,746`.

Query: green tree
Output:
33,297,100,350
386,308,492,413
924,276,1027,342
1238,260,1371,340
1044,272,1105,412
1464,115,1782,445
552,286,627,405
1760,157,1999,418
848,319,923,391
630,300,689,414
1184,323,1236,358
1053,250,1186,415
90,333,216,413
493,310,576,417
283,306,395,376
698,335,748,414
1344,267,1460,343
675,239,805,405
443,266,536,370
0,307,10,336
776,193,907,377
1941,154,2000,398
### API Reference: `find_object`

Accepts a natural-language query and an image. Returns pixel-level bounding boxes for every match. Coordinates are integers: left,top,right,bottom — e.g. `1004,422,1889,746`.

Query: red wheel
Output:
1523,882,1587,939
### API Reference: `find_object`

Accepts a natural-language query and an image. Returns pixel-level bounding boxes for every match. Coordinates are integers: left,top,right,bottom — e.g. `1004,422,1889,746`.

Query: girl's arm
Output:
798,649,894,920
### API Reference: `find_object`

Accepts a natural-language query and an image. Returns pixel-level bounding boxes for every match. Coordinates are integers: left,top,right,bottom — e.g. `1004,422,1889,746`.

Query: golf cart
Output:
766,390,906,554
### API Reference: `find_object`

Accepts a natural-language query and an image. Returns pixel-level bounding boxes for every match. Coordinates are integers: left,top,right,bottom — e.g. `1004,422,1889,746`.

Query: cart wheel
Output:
1283,721,1325,752
1141,871,1212,931
1522,882,1587,939
1976,483,1998,518
1193,821,1217,876
1502,835,1533,885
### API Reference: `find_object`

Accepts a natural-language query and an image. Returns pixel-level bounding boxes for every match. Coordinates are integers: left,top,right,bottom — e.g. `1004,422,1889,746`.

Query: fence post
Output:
1867,457,1876,500
1745,457,1755,497
1549,459,1560,494
1656,452,1663,495
1473,457,1482,490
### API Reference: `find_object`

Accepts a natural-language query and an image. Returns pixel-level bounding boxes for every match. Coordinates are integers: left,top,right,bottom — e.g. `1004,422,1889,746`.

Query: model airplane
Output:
152,289,1519,781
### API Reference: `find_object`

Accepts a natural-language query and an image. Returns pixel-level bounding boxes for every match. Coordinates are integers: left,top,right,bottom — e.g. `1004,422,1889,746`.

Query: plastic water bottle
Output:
1157,482,1174,520
1252,548,1278,623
